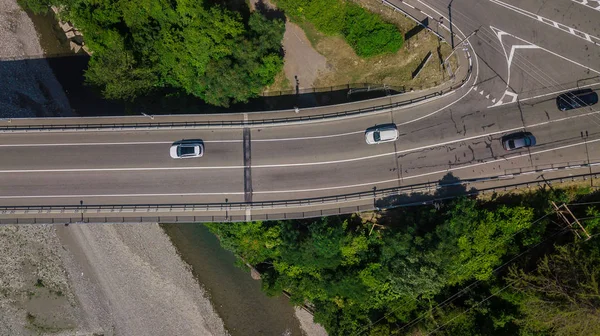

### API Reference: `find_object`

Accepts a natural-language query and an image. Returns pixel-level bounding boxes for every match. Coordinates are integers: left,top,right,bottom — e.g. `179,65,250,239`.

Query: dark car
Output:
556,89,598,111
501,132,536,151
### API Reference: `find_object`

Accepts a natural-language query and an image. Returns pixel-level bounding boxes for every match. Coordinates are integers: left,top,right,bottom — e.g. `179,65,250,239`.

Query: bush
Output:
18,0,286,107
344,3,404,57
273,0,404,57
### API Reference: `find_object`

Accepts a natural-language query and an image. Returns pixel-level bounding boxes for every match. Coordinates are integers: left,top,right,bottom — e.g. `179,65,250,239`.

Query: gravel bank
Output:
0,224,92,335
0,223,230,335
0,0,71,118
56,223,229,336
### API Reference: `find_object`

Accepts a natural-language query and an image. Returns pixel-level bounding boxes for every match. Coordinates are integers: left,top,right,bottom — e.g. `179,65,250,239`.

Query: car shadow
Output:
172,139,204,146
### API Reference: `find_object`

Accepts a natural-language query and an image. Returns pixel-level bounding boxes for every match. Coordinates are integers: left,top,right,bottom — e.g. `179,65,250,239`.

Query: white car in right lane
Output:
365,124,399,145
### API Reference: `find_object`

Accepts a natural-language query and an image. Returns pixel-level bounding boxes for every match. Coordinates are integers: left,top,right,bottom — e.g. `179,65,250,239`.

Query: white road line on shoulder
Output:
1,107,599,174
487,0,600,45
570,0,600,13
0,192,245,199
254,137,600,194
9,136,593,198
0,140,244,147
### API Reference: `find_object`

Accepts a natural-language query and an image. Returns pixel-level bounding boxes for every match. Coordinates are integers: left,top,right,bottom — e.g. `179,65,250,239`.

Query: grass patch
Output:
264,69,293,93
34,279,45,288
273,0,403,58
276,0,458,89
26,312,35,323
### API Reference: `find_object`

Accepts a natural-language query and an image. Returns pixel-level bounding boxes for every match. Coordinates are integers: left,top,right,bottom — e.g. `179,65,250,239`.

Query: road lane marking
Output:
487,0,600,46
571,0,600,12
0,140,242,147
2,107,600,173
490,82,600,107
253,137,600,194
2,138,596,198
0,192,245,199
0,131,366,147
489,26,600,108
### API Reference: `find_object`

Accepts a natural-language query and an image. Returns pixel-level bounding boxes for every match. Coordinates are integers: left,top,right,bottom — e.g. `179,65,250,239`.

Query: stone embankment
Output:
50,6,90,55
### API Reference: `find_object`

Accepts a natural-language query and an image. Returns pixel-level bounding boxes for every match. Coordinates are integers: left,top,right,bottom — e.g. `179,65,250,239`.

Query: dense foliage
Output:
206,187,600,335
272,0,404,57
21,0,285,106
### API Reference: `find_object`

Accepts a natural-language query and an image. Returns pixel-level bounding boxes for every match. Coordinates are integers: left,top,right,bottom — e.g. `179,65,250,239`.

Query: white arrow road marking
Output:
489,26,600,108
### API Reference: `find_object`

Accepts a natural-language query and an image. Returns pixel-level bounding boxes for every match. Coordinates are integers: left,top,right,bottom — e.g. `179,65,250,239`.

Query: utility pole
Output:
448,0,455,48
443,28,479,64
582,131,593,187
551,201,591,240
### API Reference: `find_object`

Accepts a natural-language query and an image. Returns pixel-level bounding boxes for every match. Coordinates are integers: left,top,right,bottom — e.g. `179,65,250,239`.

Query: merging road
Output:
1,0,600,222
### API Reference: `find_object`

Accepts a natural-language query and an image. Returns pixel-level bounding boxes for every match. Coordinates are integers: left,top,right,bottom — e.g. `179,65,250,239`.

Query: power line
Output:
353,210,553,336
425,227,571,335
391,216,565,335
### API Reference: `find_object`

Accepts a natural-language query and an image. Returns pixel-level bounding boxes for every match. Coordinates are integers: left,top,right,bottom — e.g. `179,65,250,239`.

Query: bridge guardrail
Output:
0,77,469,132
1,165,598,219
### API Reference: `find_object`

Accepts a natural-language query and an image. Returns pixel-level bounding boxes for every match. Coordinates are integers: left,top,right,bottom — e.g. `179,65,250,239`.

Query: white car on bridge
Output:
365,124,399,145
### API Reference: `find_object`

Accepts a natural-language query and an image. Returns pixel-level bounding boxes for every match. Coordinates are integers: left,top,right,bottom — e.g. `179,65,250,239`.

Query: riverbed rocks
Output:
0,0,72,118
52,5,89,55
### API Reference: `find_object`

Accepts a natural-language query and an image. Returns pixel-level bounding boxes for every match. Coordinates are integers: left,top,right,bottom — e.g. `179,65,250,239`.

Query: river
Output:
162,224,305,336
26,10,309,336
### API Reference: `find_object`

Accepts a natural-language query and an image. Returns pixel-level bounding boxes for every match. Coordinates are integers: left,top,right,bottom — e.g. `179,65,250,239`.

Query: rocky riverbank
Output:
0,223,231,335
0,0,72,119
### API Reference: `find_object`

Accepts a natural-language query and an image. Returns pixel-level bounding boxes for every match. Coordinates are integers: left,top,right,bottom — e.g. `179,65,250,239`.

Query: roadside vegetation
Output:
269,0,457,91
20,0,286,107
206,185,600,335
272,0,404,58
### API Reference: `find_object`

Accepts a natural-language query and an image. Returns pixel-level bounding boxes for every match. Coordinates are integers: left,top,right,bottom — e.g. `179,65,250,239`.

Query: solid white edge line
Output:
4,138,595,199
4,104,600,174
253,137,600,194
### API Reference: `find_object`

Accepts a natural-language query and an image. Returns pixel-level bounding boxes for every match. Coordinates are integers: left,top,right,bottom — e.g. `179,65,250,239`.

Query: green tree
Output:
506,242,600,336
436,198,535,284
272,0,403,57
19,0,285,107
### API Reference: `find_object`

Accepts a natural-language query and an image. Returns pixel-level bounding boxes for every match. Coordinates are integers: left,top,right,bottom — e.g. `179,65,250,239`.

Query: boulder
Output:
59,21,72,33
69,41,81,53
65,31,75,38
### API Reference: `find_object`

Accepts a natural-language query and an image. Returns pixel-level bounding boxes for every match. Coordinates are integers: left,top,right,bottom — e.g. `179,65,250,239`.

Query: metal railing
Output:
2,169,599,224
0,77,469,133
260,82,444,97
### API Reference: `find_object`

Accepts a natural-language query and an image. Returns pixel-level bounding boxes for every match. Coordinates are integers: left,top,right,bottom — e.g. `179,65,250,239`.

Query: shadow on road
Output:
374,172,478,210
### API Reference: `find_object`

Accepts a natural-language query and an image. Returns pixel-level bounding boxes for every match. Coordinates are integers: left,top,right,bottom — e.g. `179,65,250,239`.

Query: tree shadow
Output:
254,0,286,22
2,54,405,117
374,172,478,210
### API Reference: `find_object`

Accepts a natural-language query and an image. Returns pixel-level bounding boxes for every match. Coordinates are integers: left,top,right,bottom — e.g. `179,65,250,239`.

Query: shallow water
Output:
162,223,305,336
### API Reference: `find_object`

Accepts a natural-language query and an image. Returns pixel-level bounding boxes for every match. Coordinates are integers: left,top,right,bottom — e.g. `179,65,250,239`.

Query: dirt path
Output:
250,0,328,91
281,21,329,90
56,224,229,336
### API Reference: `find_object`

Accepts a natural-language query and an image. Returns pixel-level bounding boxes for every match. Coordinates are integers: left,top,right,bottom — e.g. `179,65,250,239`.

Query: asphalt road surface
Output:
1,0,600,220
